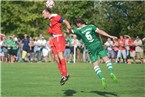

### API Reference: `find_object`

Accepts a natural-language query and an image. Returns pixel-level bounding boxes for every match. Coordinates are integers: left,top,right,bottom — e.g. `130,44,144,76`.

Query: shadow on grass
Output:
90,91,118,97
63,89,77,96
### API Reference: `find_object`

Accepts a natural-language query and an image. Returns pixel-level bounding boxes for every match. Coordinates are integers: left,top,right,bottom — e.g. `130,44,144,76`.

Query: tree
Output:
1,1,145,39
99,1,145,38
1,1,47,37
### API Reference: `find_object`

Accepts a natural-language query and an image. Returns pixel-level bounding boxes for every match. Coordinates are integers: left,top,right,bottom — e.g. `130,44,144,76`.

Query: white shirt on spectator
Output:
125,38,130,50
38,39,47,46
104,41,113,51
134,39,143,52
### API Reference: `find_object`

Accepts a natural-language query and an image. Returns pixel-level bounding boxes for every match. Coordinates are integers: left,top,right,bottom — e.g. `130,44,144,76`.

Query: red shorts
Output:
49,35,65,55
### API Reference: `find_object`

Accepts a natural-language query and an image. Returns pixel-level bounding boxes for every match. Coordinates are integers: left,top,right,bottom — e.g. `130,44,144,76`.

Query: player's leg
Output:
93,61,107,89
58,52,68,77
103,56,118,82
93,61,104,80
58,36,69,77
50,37,63,76
50,41,64,77
54,52,69,86
54,53,69,85
58,51,69,85
54,54,63,76
99,48,118,82
56,36,69,85
90,52,107,89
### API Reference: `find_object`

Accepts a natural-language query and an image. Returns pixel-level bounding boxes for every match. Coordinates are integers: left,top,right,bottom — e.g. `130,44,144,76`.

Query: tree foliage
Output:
1,1,145,38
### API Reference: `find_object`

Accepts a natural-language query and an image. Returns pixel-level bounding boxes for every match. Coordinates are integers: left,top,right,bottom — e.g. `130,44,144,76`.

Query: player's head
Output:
42,7,51,19
75,18,86,27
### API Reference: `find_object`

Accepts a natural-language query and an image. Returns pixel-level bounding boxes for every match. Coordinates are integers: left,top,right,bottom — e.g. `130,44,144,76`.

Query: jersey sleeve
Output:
72,28,82,38
91,25,99,31
56,15,64,23
72,28,79,34
59,18,64,23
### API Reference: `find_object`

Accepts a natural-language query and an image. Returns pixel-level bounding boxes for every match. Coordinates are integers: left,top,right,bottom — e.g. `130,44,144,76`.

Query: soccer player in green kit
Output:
68,18,118,89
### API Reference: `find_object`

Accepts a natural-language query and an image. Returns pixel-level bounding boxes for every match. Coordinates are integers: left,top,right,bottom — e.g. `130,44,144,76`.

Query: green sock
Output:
106,60,113,74
94,66,104,79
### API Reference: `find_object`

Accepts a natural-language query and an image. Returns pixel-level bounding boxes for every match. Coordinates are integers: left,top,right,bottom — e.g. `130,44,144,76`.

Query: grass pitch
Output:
1,62,145,97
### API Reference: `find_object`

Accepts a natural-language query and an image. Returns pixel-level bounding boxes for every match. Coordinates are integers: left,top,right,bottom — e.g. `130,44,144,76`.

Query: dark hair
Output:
75,18,86,24
45,7,51,13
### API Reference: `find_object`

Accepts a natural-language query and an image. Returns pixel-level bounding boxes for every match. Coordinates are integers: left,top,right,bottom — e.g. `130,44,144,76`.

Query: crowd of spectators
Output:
104,35,145,64
0,33,53,63
0,33,144,64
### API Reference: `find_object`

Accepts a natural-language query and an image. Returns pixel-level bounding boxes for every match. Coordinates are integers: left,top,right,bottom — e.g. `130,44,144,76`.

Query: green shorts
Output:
88,46,107,63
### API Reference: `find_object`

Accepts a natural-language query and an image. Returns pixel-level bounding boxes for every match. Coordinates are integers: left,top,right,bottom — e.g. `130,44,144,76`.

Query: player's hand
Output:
66,28,72,33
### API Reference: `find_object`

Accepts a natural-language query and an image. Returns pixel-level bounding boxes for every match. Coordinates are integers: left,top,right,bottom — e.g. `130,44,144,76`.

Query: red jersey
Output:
48,14,63,35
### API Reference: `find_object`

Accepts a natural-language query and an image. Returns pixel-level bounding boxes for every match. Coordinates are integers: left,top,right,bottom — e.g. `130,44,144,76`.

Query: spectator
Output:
134,36,144,64
47,38,55,63
113,38,119,59
12,35,18,42
11,37,18,63
21,34,30,62
2,37,8,62
17,38,22,62
42,40,51,62
64,34,71,63
124,35,130,60
128,38,136,63
104,38,115,63
29,37,35,62
6,36,18,63
71,35,81,62
33,37,39,62
6,36,13,62
116,35,127,63
83,43,90,63
68,34,74,62
0,37,4,61
37,36,47,62
78,39,84,62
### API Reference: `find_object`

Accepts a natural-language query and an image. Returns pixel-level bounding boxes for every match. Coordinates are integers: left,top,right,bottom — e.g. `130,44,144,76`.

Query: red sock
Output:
60,59,68,77
57,61,63,76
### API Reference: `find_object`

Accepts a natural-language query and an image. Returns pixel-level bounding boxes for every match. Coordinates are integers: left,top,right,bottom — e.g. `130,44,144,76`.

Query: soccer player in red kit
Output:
42,8,71,85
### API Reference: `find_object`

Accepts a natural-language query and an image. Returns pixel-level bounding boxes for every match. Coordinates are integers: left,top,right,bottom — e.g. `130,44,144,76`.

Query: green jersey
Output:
6,39,18,50
72,25,102,51
72,25,107,62
6,39,13,49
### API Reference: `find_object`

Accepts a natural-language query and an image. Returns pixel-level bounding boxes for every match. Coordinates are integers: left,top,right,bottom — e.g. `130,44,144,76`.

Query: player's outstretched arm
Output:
62,20,71,33
96,29,117,39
